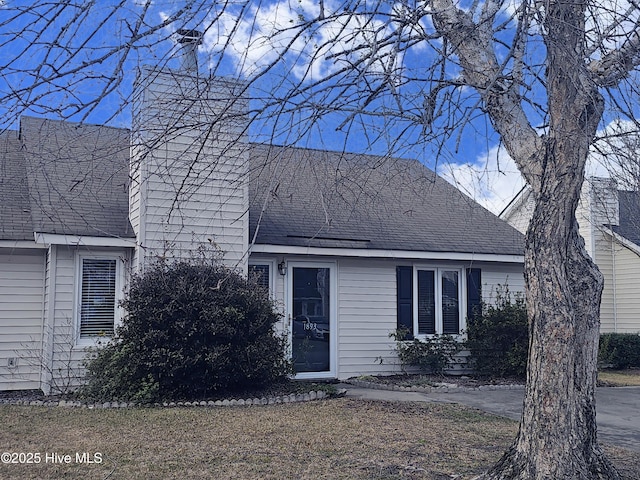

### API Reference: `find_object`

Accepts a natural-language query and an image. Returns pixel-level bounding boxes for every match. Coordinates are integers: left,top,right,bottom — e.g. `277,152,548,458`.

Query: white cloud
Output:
440,119,640,216
200,0,409,82
439,145,525,215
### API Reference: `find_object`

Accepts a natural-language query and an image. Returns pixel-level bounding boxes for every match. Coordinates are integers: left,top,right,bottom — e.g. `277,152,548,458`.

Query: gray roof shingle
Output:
0,130,32,240
249,144,524,256
2,117,524,256
611,190,640,246
17,117,134,239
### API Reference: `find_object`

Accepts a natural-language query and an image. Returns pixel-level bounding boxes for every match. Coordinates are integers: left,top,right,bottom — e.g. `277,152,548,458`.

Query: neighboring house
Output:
501,177,640,334
0,52,525,393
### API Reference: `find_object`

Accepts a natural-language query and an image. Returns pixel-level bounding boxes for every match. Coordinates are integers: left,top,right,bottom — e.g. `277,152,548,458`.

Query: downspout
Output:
38,248,47,392
40,245,57,395
611,235,618,333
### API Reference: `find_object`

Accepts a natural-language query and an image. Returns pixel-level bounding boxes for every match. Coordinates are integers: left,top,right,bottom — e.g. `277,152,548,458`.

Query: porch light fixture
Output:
278,260,287,276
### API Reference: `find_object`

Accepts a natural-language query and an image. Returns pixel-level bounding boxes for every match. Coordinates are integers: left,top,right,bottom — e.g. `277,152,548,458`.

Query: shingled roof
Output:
610,190,640,246
1,117,134,240
0,129,32,240
1,117,524,256
248,144,524,256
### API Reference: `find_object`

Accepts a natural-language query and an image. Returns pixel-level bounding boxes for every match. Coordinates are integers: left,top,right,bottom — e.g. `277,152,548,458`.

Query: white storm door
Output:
288,262,336,379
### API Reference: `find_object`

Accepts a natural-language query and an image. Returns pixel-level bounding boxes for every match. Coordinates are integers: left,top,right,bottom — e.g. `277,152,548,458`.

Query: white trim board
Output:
603,227,640,257
35,233,136,248
0,240,48,249
250,244,523,264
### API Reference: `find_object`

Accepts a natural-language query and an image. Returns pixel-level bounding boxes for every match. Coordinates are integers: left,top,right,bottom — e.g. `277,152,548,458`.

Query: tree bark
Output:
482,173,621,479
479,0,622,477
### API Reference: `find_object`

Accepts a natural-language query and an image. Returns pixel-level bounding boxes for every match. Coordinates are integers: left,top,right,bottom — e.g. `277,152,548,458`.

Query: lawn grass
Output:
598,368,640,386
1,399,638,479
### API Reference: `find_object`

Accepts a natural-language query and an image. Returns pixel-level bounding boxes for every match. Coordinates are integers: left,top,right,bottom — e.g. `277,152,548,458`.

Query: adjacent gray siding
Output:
596,233,640,334
0,249,45,390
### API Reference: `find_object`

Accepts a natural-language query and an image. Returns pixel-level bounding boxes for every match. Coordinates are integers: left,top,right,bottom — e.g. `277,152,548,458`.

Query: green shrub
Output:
465,287,528,378
390,328,461,375
599,333,640,369
81,258,291,402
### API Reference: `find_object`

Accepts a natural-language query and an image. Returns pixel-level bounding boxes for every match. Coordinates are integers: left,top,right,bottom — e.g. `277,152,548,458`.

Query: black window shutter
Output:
396,266,413,339
466,268,482,324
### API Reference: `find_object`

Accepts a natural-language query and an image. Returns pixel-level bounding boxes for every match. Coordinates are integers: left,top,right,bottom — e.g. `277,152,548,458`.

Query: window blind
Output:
80,259,116,337
417,270,436,334
441,270,460,334
249,264,270,290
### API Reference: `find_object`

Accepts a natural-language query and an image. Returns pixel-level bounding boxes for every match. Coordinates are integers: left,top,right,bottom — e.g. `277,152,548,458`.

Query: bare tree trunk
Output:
480,1,622,476
483,178,620,479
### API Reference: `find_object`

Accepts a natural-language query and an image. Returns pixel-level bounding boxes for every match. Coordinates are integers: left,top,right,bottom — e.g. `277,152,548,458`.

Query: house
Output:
501,177,640,334
0,41,525,393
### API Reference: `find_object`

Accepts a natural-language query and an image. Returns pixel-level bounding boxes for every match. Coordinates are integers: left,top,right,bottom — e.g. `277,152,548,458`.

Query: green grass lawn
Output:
1,399,638,479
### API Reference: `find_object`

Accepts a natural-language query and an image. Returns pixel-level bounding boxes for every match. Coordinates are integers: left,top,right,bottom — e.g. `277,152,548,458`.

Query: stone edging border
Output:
0,389,344,409
346,378,525,393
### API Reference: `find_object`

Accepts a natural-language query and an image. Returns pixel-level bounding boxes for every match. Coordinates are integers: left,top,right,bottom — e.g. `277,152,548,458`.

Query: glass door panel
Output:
291,267,331,373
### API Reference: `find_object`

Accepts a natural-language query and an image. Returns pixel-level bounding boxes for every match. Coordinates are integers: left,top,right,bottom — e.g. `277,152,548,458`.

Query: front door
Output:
289,264,335,378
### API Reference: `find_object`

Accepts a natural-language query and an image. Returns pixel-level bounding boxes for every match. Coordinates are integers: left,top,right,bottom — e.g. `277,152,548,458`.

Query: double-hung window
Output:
77,254,124,342
397,266,481,338
415,268,463,335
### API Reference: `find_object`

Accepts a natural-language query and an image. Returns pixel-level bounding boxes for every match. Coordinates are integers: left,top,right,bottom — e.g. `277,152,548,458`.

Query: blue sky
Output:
0,0,637,214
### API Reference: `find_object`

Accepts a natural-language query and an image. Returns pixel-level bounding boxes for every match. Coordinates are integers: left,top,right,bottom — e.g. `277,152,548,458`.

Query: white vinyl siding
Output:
336,258,398,379
131,68,249,273
48,247,85,392
0,250,45,391
36,247,131,394
480,264,526,304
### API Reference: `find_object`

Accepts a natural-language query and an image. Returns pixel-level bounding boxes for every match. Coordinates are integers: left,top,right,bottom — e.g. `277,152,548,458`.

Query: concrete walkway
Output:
343,384,640,452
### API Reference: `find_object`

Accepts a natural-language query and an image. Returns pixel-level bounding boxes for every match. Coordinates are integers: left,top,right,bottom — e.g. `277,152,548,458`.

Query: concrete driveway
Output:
344,385,640,452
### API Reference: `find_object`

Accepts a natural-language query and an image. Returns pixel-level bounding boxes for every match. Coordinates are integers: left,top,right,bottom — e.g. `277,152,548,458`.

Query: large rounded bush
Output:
82,259,291,402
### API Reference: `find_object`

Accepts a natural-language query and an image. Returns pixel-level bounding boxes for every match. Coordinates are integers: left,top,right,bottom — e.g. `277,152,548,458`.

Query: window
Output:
248,261,274,295
77,255,123,340
397,266,480,337
249,264,270,290
416,268,462,335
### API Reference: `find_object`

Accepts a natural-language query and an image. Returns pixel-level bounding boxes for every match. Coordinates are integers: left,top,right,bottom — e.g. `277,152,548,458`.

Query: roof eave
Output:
34,232,136,248
602,227,640,257
249,243,524,263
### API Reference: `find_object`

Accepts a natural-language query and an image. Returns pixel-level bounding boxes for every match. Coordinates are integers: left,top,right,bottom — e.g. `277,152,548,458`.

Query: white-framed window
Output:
414,267,465,335
248,259,275,296
75,253,125,344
